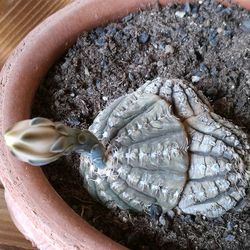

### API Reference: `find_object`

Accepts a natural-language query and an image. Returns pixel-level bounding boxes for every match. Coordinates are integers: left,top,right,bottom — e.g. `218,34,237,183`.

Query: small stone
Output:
165,45,174,54
217,27,223,33
100,58,109,69
167,210,175,219
138,32,150,44
58,89,64,95
114,31,124,42
227,222,234,231
54,100,60,107
192,75,201,82
152,43,158,49
182,214,194,223
204,19,211,27
191,5,199,15
208,29,218,47
159,215,166,226
95,79,101,89
197,16,205,24
225,234,235,242
199,63,208,73
122,216,128,223
219,7,233,16
206,87,218,97
216,4,223,13
148,203,162,220
183,3,191,13
84,67,90,76
128,72,135,82
175,11,186,18
224,29,233,38
157,61,164,67
95,27,105,36
95,36,106,47
54,74,61,82
240,19,250,32
61,61,69,70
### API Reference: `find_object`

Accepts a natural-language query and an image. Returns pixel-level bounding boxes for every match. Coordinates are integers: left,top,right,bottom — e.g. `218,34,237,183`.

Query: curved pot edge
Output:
0,0,249,249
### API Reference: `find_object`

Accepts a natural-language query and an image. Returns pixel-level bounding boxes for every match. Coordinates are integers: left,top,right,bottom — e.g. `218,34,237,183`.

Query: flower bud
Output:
4,117,78,166
4,117,107,168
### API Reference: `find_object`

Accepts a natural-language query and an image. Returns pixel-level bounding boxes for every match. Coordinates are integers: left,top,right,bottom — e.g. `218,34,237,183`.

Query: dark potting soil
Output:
32,1,250,249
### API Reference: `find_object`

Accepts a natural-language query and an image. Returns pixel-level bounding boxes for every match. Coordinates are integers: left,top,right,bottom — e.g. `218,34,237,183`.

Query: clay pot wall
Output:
0,0,249,249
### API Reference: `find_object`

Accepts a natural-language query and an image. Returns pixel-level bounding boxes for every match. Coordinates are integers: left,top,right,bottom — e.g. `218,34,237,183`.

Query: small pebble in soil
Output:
95,27,105,36
102,96,108,101
192,75,201,82
183,3,191,14
208,28,218,46
95,36,106,47
137,32,150,44
158,215,166,226
175,10,186,18
164,45,174,54
227,221,234,231
225,234,235,242
147,204,163,220
206,87,218,97
217,27,223,33
240,19,250,32
191,5,199,16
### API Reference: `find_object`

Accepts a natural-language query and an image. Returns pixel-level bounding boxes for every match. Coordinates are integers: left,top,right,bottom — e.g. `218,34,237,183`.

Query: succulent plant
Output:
4,78,250,218
81,78,250,218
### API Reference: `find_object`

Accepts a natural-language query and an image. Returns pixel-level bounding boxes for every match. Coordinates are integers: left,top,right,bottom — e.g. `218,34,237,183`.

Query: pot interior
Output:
32,1,250,249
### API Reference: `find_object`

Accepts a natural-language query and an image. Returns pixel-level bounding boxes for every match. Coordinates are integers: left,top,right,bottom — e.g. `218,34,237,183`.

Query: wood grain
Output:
0,0,71,68
0,188,36,249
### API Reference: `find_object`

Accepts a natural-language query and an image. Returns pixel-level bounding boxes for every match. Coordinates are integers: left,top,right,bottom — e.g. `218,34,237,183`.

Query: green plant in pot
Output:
1,0,250,249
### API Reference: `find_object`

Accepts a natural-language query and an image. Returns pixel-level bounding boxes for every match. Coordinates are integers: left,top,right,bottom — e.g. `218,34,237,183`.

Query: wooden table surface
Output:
0,1,71,249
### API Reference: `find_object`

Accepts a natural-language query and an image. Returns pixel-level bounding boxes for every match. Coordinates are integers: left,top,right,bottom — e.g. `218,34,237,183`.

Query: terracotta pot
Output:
0,0,249,249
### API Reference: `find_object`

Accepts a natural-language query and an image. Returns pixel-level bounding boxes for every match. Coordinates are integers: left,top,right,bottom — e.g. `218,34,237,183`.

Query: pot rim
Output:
0,0,249,249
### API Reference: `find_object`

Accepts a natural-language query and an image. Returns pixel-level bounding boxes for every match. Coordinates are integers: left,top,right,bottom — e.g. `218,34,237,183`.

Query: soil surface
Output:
32,1,250,249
